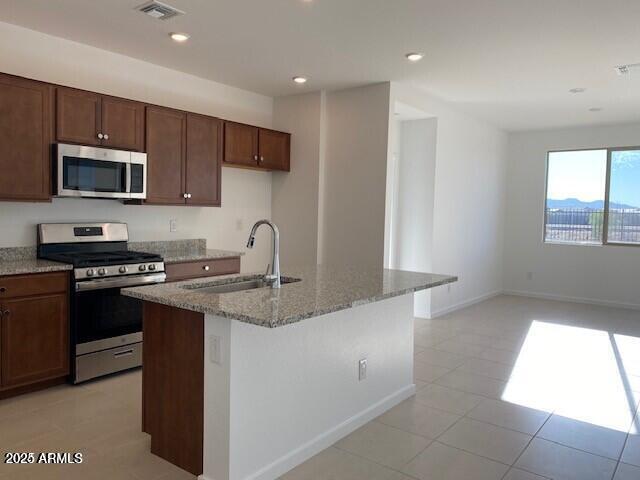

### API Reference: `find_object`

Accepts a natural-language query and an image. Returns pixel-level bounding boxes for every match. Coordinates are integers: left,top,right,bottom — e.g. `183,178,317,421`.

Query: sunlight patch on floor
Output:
501,321,639,433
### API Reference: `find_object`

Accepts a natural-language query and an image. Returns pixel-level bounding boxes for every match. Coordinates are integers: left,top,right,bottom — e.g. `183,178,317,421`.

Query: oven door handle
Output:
75,273,166,292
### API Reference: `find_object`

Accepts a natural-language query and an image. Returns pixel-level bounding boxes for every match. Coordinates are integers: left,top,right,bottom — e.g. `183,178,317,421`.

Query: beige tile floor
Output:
1,295,640,480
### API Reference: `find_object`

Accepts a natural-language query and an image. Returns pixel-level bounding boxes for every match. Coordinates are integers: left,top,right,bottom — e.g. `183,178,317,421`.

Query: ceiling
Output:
2,0,640,131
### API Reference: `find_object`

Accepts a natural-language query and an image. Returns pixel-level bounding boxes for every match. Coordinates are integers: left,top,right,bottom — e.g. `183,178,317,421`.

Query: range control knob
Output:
148,264,156,271
98,268,106,276
119,266,128,274
86,269,95,277
138,265,147,272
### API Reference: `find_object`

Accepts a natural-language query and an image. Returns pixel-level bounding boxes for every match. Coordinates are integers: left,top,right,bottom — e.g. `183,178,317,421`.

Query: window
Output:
544,147,640,245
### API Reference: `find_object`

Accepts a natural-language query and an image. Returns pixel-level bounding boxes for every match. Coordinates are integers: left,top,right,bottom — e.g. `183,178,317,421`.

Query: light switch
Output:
359,358,367,381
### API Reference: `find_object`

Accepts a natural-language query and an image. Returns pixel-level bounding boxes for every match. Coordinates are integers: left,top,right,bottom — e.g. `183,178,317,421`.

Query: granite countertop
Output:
0,246,72,276
122,265,457,328
0,240,241,277
0,258,72,276
161,249,244,264
127,239,243,264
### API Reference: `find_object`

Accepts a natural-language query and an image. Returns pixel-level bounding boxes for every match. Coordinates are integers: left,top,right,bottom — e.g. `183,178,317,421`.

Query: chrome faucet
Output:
246,220,281,288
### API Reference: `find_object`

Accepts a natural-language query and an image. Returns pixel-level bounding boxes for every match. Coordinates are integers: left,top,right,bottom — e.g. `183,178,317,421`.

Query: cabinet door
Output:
223,121,258,167
101,96,145,151
186,114,222,206
0,74,52,201
259,129,290,171
1,294,69,388
56,87,101,146
145,106,186,204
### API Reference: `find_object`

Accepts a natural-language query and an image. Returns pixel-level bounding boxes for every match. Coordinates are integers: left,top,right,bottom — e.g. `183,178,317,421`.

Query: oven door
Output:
56,143,141,199
73,286,143,352
72,273,166,353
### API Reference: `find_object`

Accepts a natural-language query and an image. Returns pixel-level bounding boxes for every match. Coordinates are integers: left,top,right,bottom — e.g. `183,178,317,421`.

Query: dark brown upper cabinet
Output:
145,106,186,205
223,121,259,168
145,108,222,207
0,73,53,202
223,121,290,171
100,96,145,151
56,87,144,151
186,114,222,206
258,128,290,171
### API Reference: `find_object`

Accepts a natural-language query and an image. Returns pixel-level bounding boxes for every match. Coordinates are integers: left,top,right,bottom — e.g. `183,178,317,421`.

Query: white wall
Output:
203,294,415,480
319,83,391,267
391,83,509,316
504,122,640,308
0,22,274,272
272,92,324,267
387,118,438,317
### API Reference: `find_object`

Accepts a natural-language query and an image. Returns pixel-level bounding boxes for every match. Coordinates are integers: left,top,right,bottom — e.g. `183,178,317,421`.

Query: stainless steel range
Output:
37,223,166,383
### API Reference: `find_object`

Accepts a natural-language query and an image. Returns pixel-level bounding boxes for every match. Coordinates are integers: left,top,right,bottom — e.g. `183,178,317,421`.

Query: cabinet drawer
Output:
0,271,68,299
165,257,240,282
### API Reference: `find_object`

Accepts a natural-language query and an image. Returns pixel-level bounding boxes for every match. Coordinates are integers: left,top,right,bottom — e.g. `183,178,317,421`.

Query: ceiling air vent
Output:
137,1,184,20
614,63,640,76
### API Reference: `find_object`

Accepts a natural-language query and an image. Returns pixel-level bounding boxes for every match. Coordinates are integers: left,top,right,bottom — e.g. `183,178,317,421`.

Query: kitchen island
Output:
122,265,456,480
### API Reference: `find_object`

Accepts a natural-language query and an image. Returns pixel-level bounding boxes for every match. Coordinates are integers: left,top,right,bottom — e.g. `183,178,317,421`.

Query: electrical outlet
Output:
447,284,452,293
169,219,178,232
526,271,533,281
209,335,222,365
359,358,367,381
236,219,243,231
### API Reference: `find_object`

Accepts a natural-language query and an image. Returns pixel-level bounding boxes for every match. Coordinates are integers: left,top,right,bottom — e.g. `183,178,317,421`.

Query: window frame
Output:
543,145,640,247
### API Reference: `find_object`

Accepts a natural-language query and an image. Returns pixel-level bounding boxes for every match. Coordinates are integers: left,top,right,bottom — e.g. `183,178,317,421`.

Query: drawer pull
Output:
114,349,134,358
3,309,10,316
203,265,210,271
0,287,5,293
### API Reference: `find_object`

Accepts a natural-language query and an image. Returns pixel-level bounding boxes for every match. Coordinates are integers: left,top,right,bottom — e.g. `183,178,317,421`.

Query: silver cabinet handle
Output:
187,193,192,198
3,309,9,317
103,134,109,140
0,287,6,293
97,133,104,139
253,155,258,161
183,193,189,199
203,265,210,271
259,156,264,163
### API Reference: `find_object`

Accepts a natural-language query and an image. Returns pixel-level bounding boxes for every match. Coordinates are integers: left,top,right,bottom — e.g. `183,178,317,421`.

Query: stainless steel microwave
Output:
55,143,147,200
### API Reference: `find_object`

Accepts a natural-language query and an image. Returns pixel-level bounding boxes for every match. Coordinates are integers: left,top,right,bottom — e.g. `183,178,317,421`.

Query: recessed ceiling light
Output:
169,32,190,42
589,107,603,112
569,88,586,94
405,52,424,62
292,76,308,84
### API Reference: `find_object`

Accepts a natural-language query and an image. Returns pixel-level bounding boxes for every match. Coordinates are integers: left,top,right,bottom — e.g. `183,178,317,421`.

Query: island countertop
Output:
122,265,457,328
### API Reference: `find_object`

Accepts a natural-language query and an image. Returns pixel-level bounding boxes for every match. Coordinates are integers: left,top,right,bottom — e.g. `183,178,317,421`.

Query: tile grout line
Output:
502,404,556,480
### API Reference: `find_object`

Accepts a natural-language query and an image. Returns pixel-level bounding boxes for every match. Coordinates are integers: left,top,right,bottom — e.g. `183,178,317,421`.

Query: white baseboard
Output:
503,289,640,311
429,289,502,318
199,384,415,480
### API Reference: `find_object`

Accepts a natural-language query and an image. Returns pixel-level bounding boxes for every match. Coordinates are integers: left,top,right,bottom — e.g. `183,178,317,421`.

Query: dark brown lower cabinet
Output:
165,257,241,282
143,302,204,475
0,272,70,398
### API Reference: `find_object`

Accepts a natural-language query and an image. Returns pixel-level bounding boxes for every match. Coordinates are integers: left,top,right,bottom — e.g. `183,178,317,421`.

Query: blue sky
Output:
547,149,640,208
610,150,640,208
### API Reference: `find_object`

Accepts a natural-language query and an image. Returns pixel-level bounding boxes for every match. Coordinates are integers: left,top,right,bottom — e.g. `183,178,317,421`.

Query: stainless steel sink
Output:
189,276,300,295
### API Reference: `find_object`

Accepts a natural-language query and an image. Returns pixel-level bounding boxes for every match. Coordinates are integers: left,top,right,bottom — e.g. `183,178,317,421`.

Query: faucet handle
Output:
265,264,271,276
